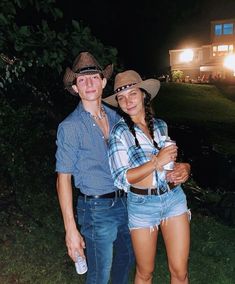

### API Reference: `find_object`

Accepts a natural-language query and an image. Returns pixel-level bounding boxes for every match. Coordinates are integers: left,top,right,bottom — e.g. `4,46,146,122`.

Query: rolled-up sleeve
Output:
55,123,78,173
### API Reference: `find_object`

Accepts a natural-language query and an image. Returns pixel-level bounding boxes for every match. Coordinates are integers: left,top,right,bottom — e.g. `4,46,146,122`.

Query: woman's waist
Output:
129,182,176,196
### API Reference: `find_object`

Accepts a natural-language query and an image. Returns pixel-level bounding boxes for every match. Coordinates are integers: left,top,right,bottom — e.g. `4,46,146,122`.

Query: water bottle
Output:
163,139,176,170
75,253,88,274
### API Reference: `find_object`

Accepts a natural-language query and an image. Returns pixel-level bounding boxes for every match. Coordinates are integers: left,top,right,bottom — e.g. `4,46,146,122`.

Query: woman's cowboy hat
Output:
63,51,113,96
103,70,160,107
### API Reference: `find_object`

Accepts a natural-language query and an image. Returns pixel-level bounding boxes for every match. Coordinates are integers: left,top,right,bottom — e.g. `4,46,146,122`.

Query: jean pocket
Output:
169,186,186,206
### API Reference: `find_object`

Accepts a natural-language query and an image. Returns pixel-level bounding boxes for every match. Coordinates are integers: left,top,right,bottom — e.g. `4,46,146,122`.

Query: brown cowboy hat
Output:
63,51,113,96
103,70,160,107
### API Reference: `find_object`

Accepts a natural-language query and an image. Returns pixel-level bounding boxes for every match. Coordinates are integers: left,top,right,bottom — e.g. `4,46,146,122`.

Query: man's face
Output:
72,73,107,102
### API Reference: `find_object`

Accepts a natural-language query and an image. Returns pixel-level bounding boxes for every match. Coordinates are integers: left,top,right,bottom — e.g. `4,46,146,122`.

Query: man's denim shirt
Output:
55,102,120,195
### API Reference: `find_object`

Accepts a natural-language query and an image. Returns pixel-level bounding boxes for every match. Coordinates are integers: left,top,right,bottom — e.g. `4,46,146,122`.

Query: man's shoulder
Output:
58,107,83,130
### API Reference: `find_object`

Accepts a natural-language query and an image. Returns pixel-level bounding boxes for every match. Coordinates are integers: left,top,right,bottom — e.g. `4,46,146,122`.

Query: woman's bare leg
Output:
131,227,158,284
161,213,190,284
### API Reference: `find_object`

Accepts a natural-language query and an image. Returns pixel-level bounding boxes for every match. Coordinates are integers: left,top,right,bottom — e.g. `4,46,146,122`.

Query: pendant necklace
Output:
91,106,106,120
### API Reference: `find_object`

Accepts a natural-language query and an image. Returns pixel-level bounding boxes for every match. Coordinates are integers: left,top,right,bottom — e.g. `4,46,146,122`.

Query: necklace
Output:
90,106,106,120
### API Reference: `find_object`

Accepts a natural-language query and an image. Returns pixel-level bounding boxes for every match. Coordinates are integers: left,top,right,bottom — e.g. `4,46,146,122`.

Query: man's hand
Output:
66,228,86,262
166,162,191,186
56,173,86,262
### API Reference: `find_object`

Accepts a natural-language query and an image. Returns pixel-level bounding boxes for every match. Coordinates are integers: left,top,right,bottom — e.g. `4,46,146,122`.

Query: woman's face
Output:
116,87,145,118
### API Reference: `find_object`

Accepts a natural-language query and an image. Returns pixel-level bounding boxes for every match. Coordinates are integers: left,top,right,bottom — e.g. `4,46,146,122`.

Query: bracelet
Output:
151,155,161,171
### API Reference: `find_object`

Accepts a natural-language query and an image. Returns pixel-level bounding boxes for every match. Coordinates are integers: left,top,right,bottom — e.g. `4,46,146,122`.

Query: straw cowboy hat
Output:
63,51,113,96
103,70,160,107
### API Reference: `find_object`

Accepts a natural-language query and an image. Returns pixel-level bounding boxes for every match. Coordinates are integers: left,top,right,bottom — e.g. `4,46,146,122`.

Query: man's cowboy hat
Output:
63,51,113,96
103,70,160,107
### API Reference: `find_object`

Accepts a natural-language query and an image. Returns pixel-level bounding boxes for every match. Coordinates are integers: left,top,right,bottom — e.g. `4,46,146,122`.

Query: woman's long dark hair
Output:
117,89,160,150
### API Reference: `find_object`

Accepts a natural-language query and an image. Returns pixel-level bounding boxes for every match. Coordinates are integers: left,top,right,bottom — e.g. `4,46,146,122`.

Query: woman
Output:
104,70,190,284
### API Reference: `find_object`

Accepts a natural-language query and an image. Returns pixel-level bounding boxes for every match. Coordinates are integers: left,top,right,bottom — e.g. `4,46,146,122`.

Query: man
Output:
55,51,190,284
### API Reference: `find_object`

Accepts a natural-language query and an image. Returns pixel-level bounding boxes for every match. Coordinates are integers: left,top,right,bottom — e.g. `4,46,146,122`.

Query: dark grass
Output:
153,83,235,154
154,83,235,122
0,187,235,284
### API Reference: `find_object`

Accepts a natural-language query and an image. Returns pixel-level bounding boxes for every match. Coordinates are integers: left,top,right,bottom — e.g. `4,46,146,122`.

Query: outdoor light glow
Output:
179,49,194,62
224,54,235,75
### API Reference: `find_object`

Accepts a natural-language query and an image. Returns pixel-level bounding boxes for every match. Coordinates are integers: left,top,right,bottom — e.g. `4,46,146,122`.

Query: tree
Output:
0,0,118,212
0,0,118,100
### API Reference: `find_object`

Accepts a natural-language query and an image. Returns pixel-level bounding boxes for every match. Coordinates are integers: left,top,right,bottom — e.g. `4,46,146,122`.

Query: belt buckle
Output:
159,186,167,195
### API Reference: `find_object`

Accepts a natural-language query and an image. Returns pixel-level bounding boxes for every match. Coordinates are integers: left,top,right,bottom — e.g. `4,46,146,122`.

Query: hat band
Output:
114,83,137,94
75,66,102,74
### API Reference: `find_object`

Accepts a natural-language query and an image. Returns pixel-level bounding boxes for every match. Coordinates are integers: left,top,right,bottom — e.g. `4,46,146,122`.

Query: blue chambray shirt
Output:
108,118,169,192
55,102,120,195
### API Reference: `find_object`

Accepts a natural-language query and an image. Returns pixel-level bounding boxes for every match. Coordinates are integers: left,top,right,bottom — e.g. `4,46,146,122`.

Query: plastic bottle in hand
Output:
75,253,88,274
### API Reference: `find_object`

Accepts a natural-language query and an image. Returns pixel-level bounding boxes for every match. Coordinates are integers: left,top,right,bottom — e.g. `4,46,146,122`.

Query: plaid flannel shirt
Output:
108,117,170,192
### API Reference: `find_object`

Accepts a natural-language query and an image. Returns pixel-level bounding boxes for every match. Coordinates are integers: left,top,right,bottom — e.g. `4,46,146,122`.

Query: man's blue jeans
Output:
77,195,134,284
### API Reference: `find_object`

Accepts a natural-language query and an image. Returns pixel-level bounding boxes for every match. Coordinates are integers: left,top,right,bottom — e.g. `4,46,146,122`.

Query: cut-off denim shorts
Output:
127,185,190,230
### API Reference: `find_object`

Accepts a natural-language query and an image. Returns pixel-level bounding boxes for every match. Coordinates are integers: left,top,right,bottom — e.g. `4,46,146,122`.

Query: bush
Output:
172,70,184,82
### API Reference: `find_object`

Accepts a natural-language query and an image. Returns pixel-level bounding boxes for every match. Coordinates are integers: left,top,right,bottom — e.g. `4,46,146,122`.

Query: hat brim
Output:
63,64,113,96
103,79,160,107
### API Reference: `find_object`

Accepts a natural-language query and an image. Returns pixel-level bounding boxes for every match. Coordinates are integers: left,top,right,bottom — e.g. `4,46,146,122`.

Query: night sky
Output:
57,0,235,75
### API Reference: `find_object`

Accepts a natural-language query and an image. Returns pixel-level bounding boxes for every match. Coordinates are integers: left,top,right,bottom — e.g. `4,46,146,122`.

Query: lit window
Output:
218,45,229,51
215,24,222,36
223,23,233,35
212,45,234,57
179,49,194,62
214,23,234,36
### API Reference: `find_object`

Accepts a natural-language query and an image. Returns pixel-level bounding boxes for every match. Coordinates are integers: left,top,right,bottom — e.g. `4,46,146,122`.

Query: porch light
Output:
179,49,194,62
224,54,235,76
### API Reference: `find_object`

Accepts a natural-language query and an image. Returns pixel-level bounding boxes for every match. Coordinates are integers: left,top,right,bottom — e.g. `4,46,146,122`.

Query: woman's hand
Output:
151,144,178,171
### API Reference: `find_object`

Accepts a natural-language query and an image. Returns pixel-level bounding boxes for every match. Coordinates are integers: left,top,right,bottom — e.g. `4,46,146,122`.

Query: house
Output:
169,19,235,82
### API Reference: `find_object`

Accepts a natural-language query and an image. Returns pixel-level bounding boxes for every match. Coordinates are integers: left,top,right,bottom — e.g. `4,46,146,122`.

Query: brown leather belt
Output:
78,189,126,199
130,183,175,196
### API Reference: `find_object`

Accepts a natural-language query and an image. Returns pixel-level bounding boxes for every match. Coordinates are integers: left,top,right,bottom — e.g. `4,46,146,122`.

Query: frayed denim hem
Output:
129,209,191,233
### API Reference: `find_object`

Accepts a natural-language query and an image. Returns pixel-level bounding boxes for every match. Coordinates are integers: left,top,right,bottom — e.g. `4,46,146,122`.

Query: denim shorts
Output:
127,186,189,230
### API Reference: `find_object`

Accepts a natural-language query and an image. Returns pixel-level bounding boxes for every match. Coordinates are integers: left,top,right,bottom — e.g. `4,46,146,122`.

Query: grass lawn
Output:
0,188,235,284
153,83,235,155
